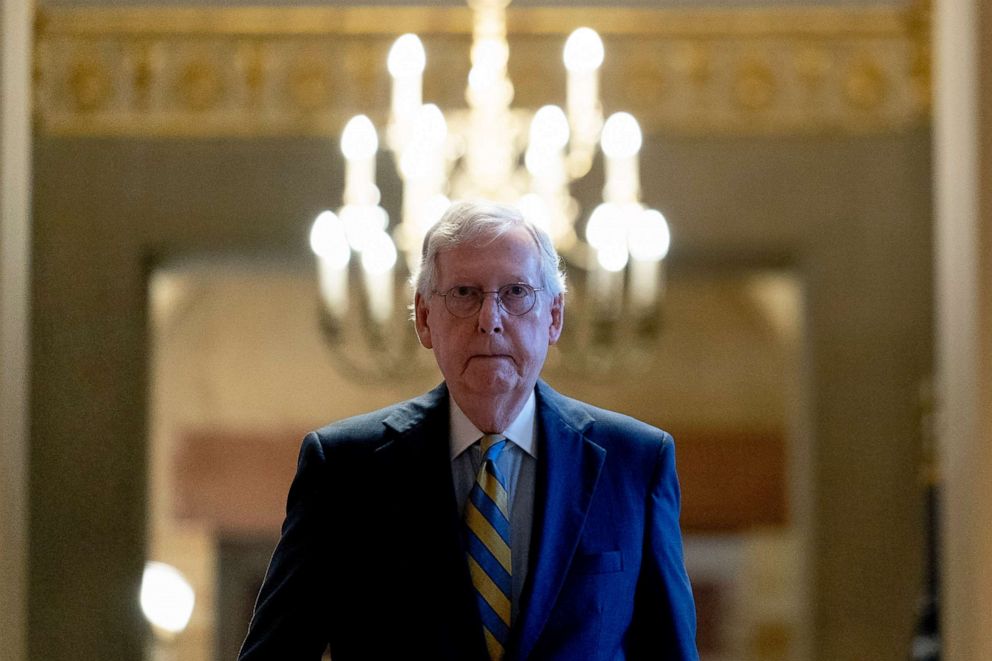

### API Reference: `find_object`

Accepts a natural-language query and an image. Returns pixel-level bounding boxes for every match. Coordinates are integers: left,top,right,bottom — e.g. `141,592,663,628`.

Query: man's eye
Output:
504,285,527,298
452,286,477,298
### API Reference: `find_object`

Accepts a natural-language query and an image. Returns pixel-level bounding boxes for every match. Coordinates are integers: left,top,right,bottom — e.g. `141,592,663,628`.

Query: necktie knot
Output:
480,434,508,463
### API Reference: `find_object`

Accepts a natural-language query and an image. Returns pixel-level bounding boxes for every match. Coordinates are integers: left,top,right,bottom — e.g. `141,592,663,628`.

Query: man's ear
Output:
548,293,564,345
414,292,433,349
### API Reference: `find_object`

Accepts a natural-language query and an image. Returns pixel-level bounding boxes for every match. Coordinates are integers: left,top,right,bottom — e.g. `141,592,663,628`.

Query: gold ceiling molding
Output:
34,2,930,137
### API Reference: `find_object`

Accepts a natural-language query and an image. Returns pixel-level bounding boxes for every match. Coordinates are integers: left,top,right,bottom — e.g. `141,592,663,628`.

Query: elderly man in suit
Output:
239,200,697,660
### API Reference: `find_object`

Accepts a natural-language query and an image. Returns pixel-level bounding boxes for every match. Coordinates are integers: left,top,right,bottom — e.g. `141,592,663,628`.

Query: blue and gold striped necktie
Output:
464,434,512,660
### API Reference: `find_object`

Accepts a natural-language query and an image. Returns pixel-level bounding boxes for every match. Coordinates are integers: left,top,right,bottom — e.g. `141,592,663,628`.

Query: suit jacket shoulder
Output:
535,380,673,455
309,381,450,449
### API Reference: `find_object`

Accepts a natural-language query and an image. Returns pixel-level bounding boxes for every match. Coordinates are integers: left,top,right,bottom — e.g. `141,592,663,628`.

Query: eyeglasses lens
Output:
444,284,536,317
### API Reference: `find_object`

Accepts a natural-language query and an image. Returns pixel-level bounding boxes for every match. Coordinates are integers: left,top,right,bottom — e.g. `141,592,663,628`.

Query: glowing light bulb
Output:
529,105,570,149
400,104,448,179
358,230,397,323
597,243,629,272
309,211,351,268
526,105,570,178
388,34,426,78
360,231,398,275
340,115,378,160
417,104,447,143
140,562,195,635
628,208,671,261
341,204,388,252
601,112,642,159
585,202,622,250
563,27,604,73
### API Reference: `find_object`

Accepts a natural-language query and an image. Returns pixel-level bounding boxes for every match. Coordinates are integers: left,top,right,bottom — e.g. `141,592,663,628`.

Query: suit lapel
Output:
375,383,489,659
377,383,453,516
512,382,605,660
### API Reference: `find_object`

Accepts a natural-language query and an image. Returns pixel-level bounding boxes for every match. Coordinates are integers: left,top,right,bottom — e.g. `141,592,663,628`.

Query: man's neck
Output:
449,391,537,460
450,388,532,434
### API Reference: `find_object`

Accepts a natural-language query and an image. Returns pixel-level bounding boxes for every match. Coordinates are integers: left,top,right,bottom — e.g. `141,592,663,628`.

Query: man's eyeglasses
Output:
433,283,544,318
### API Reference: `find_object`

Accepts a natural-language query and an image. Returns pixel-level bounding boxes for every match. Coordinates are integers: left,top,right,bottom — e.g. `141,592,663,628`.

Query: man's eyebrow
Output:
445,276,532,284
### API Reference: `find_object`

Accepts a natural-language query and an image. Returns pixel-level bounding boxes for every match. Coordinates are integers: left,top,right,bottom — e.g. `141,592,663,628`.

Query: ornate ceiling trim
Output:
34,2,930,137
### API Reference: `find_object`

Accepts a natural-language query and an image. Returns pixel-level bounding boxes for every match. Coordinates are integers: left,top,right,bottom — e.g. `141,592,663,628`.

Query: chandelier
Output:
309,0,671,381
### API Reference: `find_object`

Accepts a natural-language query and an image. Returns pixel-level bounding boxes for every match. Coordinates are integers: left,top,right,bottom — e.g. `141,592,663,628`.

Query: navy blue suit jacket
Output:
240,381,697,660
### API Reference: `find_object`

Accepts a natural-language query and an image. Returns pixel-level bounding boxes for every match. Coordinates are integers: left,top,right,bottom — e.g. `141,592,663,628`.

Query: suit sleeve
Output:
239,432,331,660
629,433,699,660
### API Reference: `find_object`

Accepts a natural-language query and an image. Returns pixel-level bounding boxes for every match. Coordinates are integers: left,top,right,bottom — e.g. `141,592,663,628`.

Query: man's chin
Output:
467,378,517,396
457,367,521,396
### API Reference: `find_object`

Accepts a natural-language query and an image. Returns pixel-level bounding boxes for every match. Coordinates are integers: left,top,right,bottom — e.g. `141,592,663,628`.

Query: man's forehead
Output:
436,230,542,279
438,261,539,285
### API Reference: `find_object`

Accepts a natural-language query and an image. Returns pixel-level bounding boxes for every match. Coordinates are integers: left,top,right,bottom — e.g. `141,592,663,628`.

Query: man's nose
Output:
477,292,503,334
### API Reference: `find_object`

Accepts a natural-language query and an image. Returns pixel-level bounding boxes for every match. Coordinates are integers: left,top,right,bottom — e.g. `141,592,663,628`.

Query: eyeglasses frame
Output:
431,282,545,318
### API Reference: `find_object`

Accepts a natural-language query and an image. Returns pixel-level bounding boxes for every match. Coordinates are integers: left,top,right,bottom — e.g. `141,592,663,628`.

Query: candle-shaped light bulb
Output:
584,202,629,308
529,104,570,148
563,27,604,178
309,210,351,267
310,210,351,316
387,34,425,152
361,230,397,275
341,115,379,206
601,112,642,159
526,105,570,179
418,103,447,142
398,104,447,262
387,34,426,78
628,207,670,310
585,202,622,250
601,112,642,203
361,230,398,324
563,27,604,73
597,244,629,272
340,203,387,253
341,115,378,160
400,103,447,180
628,208,671,262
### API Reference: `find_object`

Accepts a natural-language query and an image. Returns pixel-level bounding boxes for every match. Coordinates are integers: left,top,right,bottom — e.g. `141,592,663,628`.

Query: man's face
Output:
414,226,564,410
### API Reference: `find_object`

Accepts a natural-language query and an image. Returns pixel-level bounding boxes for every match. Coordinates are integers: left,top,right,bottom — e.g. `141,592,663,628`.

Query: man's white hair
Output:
412,200,567,300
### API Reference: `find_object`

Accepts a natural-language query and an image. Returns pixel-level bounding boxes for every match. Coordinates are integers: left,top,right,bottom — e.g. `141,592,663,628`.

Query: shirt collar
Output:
449,390,537,460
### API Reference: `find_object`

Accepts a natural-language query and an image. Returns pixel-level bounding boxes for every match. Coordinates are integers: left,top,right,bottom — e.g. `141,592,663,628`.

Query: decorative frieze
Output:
34,3,930,137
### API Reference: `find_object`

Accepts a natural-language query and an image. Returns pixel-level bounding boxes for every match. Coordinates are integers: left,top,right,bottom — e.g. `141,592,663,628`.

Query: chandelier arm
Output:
317,305,429,383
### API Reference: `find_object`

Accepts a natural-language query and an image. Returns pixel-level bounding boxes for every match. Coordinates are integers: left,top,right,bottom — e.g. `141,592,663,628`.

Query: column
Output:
0,0,33,659
934,0,992,658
